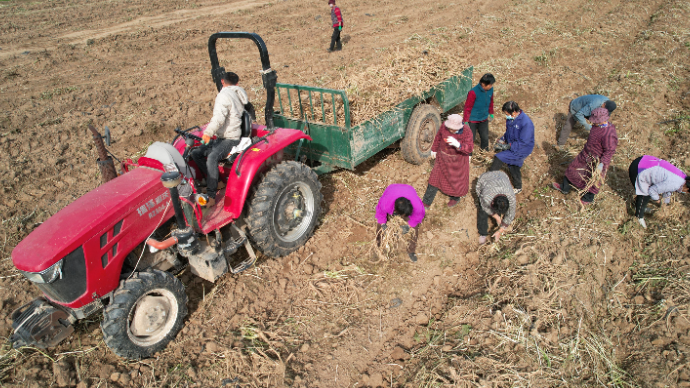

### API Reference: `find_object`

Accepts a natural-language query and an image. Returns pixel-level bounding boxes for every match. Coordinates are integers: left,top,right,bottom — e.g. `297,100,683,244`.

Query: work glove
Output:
430,151,437,159
488,114,494,122
446,137,461,149
478,235,487,245
597,163,604,172
408,252,418,262
338,26,342,31
201,134,211,145
663,196,671,205
637,218,647,229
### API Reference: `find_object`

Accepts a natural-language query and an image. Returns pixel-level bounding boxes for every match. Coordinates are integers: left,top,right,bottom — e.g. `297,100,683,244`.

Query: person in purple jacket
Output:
629,155,690,228
489,101,535,194
375,184,425,262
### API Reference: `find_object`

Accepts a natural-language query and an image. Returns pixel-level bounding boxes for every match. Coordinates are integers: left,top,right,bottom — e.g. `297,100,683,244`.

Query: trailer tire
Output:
246,161,322,258
101,270,187,360
401,104,441,165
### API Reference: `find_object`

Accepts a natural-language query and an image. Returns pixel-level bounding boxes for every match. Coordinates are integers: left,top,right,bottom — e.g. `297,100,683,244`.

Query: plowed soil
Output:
2,0,690,387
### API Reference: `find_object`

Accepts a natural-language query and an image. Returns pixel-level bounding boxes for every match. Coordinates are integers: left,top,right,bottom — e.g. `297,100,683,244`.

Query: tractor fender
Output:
224,127,311,219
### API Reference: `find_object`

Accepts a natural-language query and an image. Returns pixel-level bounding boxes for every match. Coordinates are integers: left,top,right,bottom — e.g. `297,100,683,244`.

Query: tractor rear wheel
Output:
401,104,441,165
246,161,323,257
101,270,187,359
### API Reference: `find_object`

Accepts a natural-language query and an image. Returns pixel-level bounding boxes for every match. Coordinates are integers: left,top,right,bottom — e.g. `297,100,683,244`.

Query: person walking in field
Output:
328,0,343,52
557,94,617,147
628,155,690,228
375,184,425,262
463,73,495,151
422,114,473,209
552,107,618,206
489,101,534,194
476,171,517,244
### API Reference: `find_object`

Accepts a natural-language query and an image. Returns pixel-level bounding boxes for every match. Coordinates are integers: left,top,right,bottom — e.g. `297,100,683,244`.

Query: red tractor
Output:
9,32,322,359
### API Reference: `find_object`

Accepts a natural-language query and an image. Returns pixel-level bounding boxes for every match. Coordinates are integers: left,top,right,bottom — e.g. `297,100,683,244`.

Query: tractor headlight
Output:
20,259,63,284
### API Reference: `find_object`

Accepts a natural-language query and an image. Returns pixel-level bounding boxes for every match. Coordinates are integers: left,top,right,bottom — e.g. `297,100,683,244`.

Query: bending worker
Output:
553,107,618,206
489,101,534,195
557,93,616,147
476,171,517,245
375,184,425,262
629,155,690,228
192,72,248,208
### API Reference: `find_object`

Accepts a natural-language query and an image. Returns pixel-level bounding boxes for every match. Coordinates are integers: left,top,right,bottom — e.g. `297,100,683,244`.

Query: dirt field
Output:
2,0,690,386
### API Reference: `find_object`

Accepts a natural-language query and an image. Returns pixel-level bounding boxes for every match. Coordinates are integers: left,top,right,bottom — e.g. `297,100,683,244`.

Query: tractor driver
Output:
192,71,249,208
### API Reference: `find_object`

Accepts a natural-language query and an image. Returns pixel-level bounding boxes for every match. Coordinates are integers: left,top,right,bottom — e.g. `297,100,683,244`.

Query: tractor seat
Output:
219,111,253,165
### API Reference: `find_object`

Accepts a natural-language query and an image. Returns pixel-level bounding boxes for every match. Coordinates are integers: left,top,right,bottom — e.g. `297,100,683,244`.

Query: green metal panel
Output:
273,67,473,174
430,66,474,113
275,115,353,170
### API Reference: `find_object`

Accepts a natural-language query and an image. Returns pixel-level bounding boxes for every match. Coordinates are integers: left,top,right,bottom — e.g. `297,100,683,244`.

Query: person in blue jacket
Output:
489,101,535,194
557,94,616,146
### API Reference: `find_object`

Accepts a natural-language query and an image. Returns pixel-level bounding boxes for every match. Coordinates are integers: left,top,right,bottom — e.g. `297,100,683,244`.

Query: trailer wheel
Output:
401,104,441,165
101,270,187,359
247,161,323,257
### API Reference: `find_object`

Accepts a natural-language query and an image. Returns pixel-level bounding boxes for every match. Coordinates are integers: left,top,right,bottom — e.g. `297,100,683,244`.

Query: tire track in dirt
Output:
0,0,267,60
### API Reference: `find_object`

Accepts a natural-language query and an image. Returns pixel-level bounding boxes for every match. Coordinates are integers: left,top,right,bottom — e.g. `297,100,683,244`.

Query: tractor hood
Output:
13,167,166,273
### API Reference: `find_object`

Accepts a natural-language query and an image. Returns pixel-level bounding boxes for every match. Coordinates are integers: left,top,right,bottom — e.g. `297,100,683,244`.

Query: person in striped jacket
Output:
476,171,517,244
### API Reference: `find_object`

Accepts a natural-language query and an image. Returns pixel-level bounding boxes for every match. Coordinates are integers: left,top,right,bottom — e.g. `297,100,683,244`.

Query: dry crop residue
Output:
1,0,690,386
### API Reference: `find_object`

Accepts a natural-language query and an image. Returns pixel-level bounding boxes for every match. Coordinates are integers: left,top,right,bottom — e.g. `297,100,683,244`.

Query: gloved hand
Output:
597,163,604,172
446,136,461,149
637,218,647,229
201,134,211,145
488,114,494,122
430,151,437,159
663,196,671,205
408,252,418,262
464,121,469,126
478,235,487,245
381,223,387,231
338,26,342,31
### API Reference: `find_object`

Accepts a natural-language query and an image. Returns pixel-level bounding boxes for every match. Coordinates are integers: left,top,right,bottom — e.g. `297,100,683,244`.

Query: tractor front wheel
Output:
247,161,323,257
101,270,187,359
401,104,441,165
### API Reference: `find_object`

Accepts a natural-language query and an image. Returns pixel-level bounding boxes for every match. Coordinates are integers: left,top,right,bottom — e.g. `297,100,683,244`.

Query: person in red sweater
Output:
328,0,343,52
463,73,495,151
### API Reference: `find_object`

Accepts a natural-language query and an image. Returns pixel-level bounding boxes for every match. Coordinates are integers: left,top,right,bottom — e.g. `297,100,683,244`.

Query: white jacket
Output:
204,85,249,140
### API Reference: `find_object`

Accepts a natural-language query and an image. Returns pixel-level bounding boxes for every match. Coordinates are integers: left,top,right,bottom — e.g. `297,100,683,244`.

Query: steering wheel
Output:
173,127,203,143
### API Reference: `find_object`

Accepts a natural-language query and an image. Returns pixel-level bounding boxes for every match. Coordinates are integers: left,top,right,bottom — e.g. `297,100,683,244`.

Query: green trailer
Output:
275,66,474,174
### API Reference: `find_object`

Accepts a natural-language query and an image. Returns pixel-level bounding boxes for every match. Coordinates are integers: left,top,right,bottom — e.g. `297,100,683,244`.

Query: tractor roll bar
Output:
208,32,277,130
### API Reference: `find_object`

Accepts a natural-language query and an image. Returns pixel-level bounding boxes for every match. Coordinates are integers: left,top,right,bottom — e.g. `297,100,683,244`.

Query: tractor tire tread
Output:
101,270,187,360
401,104,441,165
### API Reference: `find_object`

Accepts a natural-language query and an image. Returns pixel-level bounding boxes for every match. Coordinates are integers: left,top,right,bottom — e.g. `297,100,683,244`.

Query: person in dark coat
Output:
489,101,535,194
553,107,618,205
463,73,495,151
422,114,474,208
328,0,343,52
629,156,690,228
558,94,616,146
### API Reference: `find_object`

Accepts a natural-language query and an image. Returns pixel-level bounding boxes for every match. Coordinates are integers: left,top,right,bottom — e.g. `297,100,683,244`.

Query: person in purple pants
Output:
375,184,425,262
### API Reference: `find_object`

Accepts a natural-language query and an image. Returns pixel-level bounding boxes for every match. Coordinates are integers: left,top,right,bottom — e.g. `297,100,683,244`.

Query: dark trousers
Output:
422,184,459,206
560,176,596,203
558,100,590,145
628,156,649,218
329,28,342,51
469,121,489,151
190,138,239,198
477,206,490,237
489,157,523,190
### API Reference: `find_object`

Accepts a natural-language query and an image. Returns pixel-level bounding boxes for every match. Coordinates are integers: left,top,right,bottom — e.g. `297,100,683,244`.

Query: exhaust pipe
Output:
89,125,117,183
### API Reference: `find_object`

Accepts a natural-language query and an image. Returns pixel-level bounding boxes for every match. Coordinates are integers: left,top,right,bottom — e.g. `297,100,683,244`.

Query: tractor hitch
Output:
10,298,76,349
